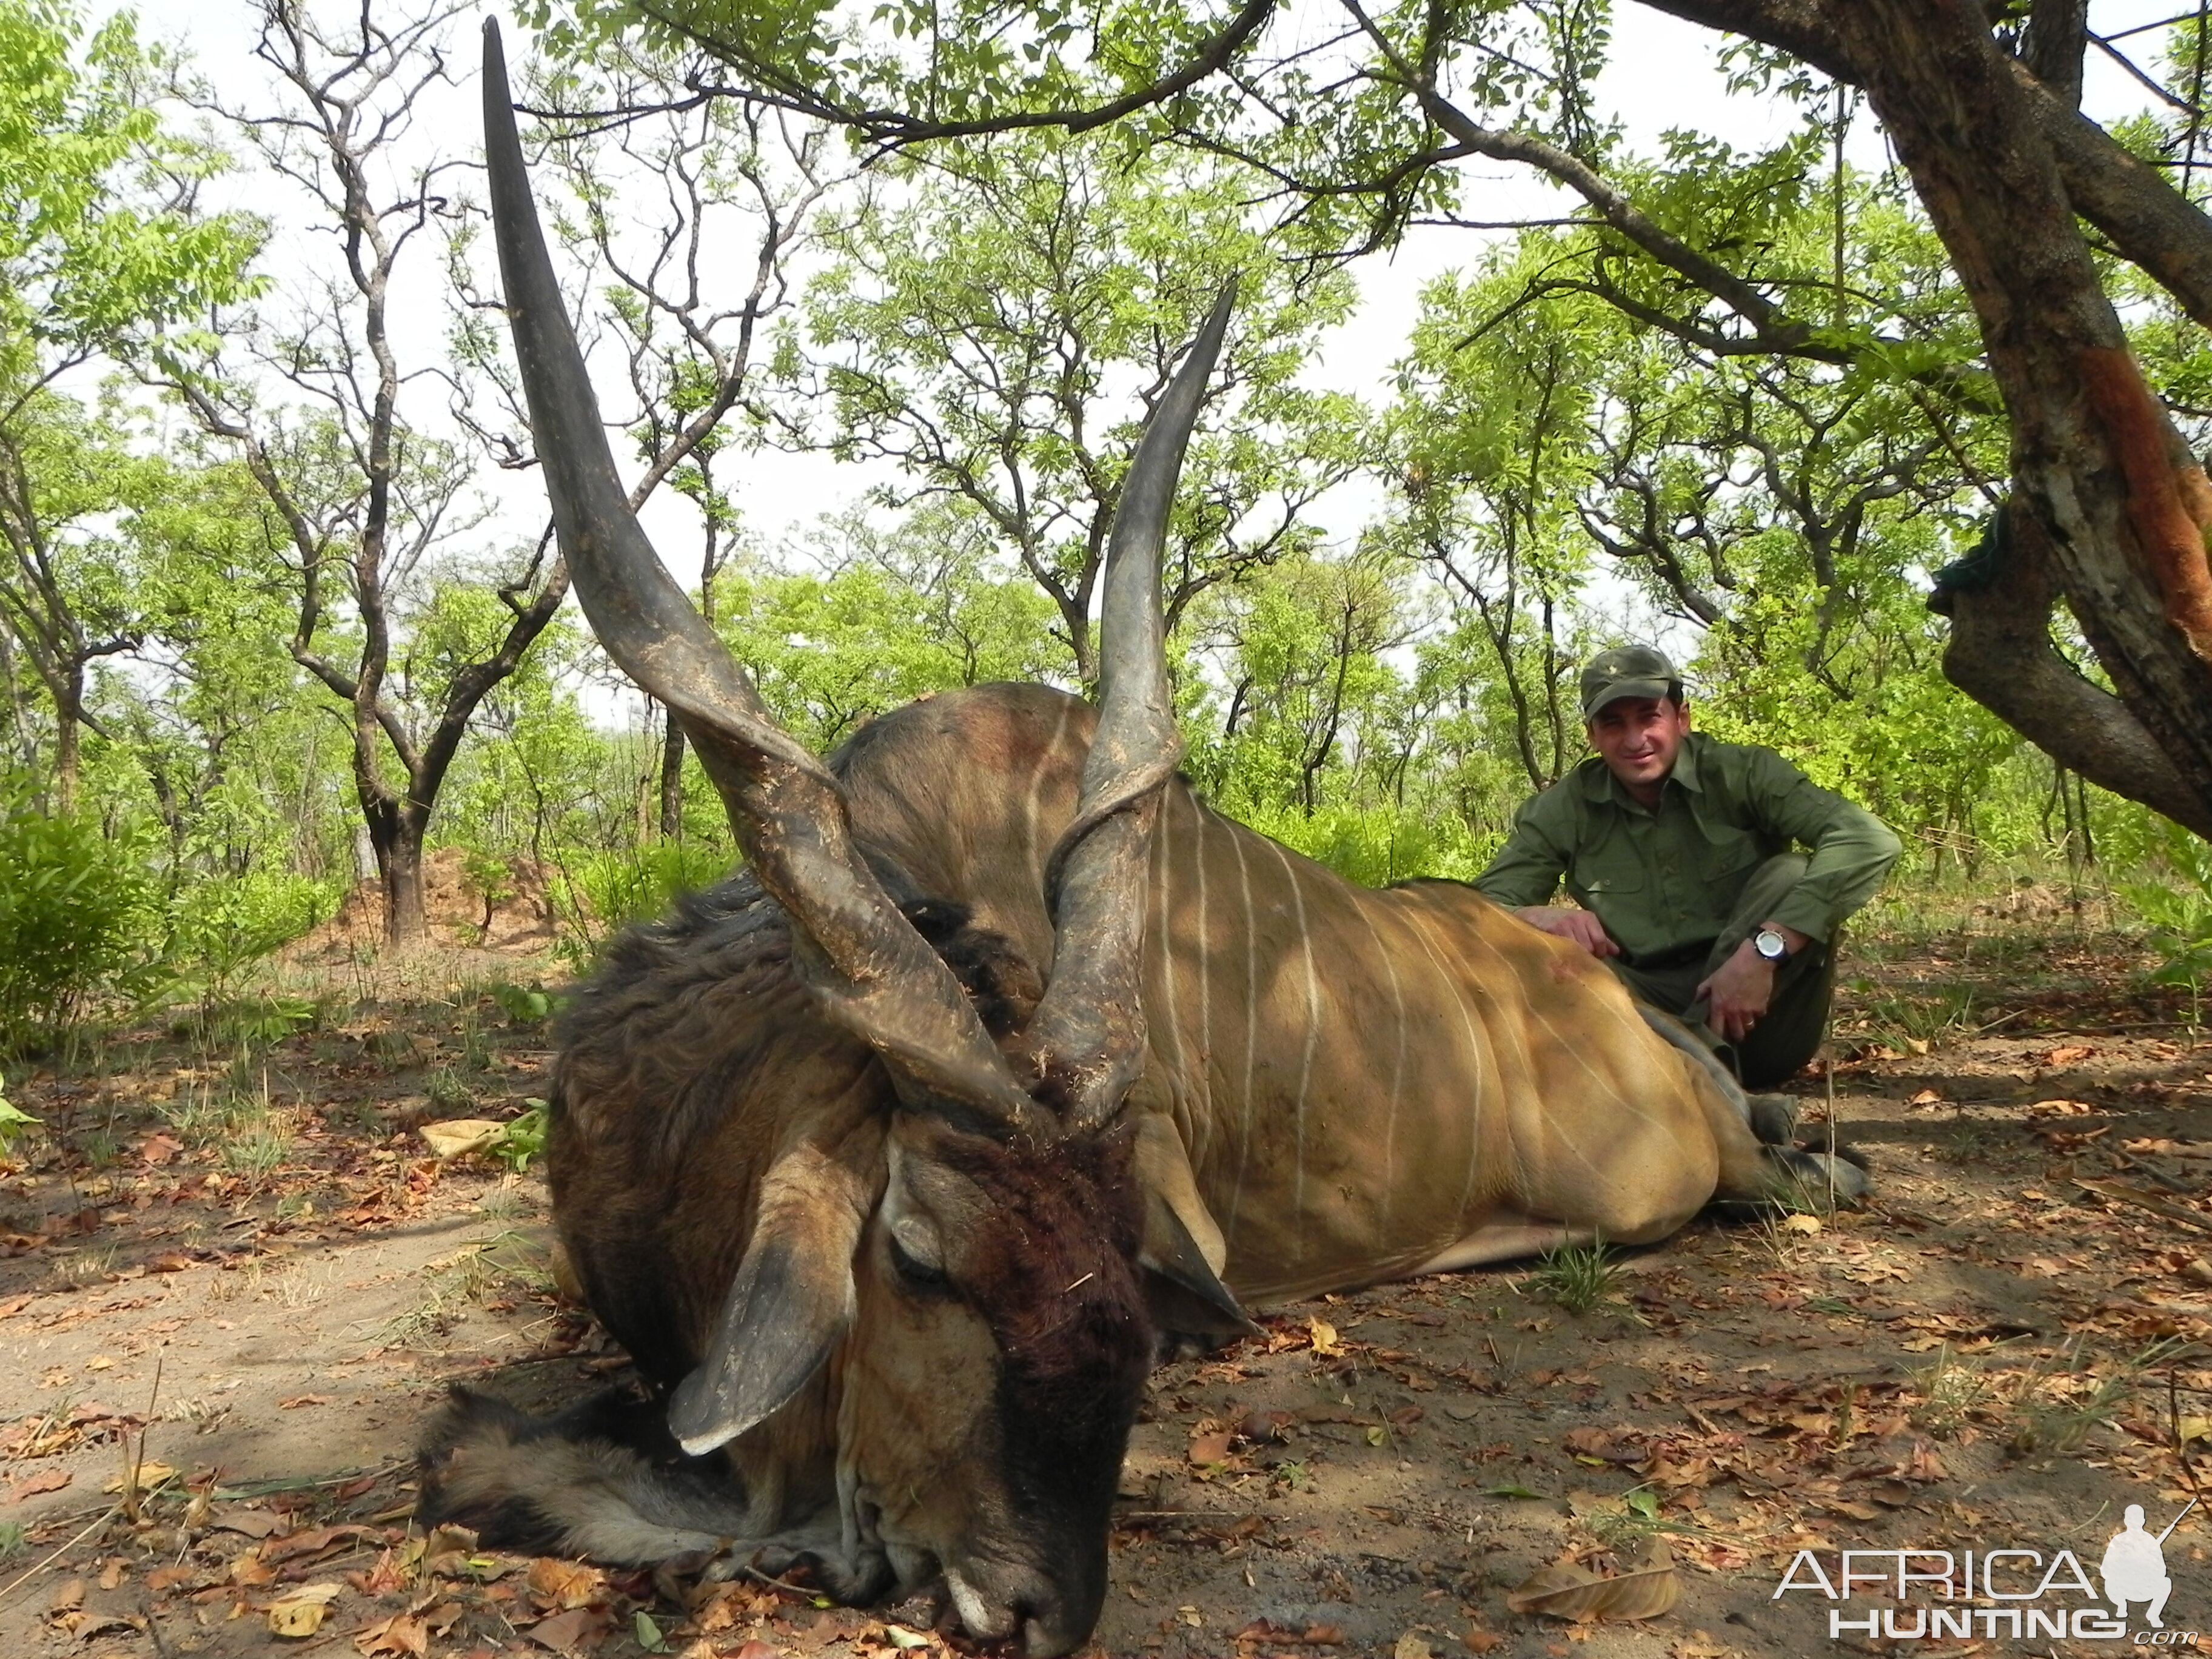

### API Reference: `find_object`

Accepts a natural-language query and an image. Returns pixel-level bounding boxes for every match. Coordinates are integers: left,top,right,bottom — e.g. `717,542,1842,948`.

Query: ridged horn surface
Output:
1028,283,1235,1128
481,19,1037,1131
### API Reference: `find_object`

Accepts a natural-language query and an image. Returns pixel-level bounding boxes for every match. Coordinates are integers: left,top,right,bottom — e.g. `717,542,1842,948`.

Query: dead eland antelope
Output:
420,25,1866,1655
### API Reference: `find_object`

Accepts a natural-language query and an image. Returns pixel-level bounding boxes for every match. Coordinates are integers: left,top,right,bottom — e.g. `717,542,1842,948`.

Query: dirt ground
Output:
6,882,2212,1658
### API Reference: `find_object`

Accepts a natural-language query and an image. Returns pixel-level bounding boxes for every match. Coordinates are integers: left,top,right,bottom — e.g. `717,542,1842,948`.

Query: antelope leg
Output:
1413,1224,1588,1275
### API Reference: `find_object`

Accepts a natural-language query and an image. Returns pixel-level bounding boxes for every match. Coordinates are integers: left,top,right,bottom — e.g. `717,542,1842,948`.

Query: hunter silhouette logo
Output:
1774,1496,2198,1641
2102,1499,2192,1628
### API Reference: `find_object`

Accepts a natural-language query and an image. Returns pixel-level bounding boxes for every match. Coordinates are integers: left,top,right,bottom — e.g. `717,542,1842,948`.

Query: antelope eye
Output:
887,1232,950,1290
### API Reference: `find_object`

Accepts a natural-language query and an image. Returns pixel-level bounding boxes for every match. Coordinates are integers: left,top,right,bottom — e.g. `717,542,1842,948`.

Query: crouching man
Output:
1472,646,1902,1088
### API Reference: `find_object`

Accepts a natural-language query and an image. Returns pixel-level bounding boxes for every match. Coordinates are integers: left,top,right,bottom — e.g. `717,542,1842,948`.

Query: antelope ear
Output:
1132,1113,1256,1338
669,1144,871,1455
1142,1196,1259,1340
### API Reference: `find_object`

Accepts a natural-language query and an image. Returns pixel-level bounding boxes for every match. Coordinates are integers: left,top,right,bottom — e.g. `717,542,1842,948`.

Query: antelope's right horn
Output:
1027,282,1237,1128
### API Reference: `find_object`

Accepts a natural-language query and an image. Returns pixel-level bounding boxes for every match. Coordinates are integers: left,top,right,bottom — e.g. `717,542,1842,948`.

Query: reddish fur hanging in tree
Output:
2077,345,2212,663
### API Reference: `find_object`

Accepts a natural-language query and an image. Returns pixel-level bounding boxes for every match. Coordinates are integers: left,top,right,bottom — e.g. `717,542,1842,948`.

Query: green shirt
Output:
1472,732,1902,964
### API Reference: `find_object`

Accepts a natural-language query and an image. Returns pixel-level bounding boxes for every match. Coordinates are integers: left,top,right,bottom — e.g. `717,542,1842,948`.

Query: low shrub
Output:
2120,822,2212,1000
0,789,152,1051
550,840,729,966
0,1070,39,1155
165,869,338,1007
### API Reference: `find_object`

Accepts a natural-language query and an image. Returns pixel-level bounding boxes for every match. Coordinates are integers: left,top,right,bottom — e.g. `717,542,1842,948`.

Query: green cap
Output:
1578,645,1681,720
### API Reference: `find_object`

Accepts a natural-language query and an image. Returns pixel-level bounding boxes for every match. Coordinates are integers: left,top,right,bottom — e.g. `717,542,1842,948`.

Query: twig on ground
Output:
2106,1145,2196,1194
2073,1176,2212,1233
742,1564,820,1596
0,1503,122,1606
139,1594,173,1659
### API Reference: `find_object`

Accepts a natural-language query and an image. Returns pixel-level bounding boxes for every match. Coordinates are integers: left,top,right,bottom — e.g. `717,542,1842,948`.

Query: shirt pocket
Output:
1567,846,1644,911
1695,819,1766,885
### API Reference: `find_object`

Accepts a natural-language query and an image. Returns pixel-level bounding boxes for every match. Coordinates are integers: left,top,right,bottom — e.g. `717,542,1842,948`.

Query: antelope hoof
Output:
1766,1142,1872,1207
1747,1093,1798,1146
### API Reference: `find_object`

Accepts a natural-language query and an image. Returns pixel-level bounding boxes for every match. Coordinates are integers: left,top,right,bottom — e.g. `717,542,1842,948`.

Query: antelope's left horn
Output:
481,20,1037,1133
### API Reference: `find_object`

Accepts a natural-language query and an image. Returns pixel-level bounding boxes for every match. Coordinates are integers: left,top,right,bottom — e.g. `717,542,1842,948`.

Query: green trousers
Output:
1603,854,1837,1089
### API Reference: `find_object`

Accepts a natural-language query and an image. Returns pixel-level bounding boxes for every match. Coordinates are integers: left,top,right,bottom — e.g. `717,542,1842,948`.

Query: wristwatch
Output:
1753,927,1792,967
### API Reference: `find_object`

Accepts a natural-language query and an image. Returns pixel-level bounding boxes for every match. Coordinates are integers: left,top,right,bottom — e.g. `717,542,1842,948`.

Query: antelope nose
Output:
1020,1604,1086,1658
1016,1569,1102,1657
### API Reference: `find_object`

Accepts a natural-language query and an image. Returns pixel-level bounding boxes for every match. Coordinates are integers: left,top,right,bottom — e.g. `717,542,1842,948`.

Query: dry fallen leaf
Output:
209,1507,283,1538
418,1118,504,1159
269,1603,328,1638
1464,1632,1507,1654
52,1609,134,1641
267,1582,344,1638
264,1524,377,1567
1394,1632,1435,1659
1778,1213,1823,1235
8,1467,70,1503
1307,1315,1340,1356
527,1556,606,1611
1507,1538,1680,1621
1820,1498,1883,1522
101,1461,174,1493
528,1606,614,1654
354,1612,432,1658
1187,1425,1234,1466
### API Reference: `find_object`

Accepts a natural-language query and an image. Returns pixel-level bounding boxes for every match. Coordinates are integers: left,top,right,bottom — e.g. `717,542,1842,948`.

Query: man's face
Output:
1586,696,1690,799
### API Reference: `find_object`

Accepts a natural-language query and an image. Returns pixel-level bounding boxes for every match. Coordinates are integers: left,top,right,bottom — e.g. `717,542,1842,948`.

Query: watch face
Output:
1754,929,1788,962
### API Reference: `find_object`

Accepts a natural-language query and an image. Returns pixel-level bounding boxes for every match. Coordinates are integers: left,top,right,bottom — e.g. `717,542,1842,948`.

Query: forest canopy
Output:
1,0,2208,1018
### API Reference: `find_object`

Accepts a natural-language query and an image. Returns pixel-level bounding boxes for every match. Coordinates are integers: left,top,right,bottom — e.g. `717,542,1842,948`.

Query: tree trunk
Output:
376,809,429,949
1929,511,2212,837
52,693,79,813
659,719,686,842
1651,0,2212,834
1840,1,2212,827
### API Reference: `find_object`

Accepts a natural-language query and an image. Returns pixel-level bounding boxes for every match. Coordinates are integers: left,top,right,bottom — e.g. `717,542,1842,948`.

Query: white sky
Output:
99,0,2180,664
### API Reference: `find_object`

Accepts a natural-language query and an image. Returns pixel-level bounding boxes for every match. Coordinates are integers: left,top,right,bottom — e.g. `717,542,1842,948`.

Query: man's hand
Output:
1696,939,1775,1043
1513,907,1619,958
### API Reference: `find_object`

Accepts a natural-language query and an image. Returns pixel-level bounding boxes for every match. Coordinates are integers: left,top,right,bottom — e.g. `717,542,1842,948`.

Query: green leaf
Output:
0,1091,40,1153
